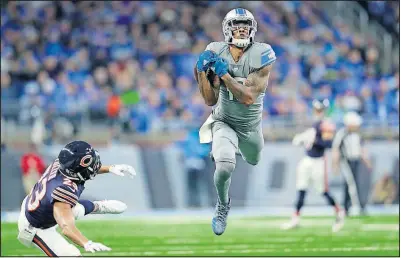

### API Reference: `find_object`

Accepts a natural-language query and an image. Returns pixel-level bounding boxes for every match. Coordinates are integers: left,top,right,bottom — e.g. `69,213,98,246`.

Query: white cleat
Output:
281,215,300,230
92,200,127,214
332,210,345,233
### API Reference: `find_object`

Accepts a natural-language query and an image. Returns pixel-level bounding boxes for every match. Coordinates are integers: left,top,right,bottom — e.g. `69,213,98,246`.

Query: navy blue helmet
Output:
58,141,102,182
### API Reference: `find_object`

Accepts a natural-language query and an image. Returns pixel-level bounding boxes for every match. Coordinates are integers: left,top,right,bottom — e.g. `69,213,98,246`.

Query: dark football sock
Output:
295,190,307,215
323,192,340,213
78,200,95,215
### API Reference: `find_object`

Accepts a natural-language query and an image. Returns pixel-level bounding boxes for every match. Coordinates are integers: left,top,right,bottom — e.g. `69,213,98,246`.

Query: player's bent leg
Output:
92,200,128,214
72,200,95,220
322,192,341,213
34,227,81,257
18,197,29,232
238,127,264,166
18,198,81,257
321,192,345,232
74,199,127,217
281,190,306,230
313,158,345,232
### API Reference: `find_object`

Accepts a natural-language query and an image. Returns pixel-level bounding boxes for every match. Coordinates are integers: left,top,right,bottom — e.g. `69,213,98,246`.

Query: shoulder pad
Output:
205,42,227,56
249,43,277,69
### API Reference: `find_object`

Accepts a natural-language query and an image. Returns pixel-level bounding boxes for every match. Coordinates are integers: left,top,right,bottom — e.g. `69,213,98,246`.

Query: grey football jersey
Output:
206,42,276,134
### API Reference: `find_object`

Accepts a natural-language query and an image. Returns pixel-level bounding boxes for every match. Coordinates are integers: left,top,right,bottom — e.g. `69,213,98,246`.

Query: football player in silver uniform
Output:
195,8,276,235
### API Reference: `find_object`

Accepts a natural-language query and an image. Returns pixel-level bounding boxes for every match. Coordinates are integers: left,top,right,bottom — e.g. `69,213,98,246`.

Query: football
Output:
206,68,221,89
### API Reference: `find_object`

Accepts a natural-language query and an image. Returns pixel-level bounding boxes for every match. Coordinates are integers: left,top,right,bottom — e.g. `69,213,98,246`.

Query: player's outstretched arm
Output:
194,66,219,106
98,165,136,178
221,64,273,106
53,202,111,253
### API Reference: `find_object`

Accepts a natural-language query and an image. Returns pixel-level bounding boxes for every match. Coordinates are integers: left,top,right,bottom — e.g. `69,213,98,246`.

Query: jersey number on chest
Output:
227,77,246,101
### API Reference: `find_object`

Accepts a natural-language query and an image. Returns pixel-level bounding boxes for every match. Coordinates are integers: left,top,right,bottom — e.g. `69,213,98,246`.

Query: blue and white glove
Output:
210,57,229,78
196,50,218,72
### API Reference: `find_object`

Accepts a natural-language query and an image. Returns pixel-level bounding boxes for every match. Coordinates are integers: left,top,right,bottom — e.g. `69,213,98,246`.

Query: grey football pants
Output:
211,121,264,166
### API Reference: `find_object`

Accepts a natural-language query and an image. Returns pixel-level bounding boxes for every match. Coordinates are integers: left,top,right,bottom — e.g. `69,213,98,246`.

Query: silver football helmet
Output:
222,8,258,48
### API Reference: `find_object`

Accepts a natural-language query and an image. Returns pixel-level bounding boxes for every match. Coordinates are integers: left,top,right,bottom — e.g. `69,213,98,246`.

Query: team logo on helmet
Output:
80,155,93,168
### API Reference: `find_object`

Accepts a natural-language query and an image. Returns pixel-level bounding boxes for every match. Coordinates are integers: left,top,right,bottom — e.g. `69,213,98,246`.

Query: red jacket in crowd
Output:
20,153,46,176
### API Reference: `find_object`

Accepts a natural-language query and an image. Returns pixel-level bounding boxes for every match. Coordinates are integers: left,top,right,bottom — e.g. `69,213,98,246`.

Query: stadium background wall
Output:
1,142,399,211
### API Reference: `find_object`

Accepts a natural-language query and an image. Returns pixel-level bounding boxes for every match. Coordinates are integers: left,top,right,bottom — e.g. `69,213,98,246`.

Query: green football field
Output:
1,215,399,256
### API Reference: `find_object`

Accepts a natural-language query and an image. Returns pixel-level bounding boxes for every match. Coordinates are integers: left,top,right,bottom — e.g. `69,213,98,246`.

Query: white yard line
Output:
361,224,399,231
232,219,399,232
166,250,195,255
20,245,400,256
3,204,399,223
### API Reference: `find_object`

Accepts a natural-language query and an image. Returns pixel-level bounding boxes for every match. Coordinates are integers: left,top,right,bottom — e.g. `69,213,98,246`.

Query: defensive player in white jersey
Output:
17,141,136,256
194,8,276,235
281,100,345,232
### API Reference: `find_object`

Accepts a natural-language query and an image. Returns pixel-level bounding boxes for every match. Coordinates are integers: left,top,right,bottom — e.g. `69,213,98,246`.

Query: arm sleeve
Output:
249,43,277,71
51,185,79,207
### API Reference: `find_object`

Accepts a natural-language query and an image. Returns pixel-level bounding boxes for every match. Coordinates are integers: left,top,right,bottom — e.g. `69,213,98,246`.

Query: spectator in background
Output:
371,174,396,205
107,94,123,141
20,143,46,195
1,117,5,150
176,127,211,208
0,1,399,137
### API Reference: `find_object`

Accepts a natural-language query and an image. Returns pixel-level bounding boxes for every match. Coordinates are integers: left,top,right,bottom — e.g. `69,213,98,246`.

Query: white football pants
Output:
18,196,85,257
296,156,328,194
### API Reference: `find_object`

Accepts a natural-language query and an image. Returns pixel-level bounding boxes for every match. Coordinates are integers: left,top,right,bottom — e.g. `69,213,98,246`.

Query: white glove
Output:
109,164,136,178
292,134,303,146
292,128,316,149
302,128,317,150
84,241,111,253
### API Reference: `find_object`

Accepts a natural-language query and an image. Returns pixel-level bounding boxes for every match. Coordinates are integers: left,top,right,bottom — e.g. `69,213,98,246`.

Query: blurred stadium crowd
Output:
1,1,399,136
360,0,399,38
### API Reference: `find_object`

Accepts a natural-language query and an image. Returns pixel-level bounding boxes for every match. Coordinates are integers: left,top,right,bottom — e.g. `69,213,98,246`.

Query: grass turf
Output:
1,215,399,256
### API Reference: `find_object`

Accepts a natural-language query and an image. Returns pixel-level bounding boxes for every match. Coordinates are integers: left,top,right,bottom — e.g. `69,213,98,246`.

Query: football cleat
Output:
212,198,231,236
281,215,300,230
92,200,127,214
332,210,345,233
